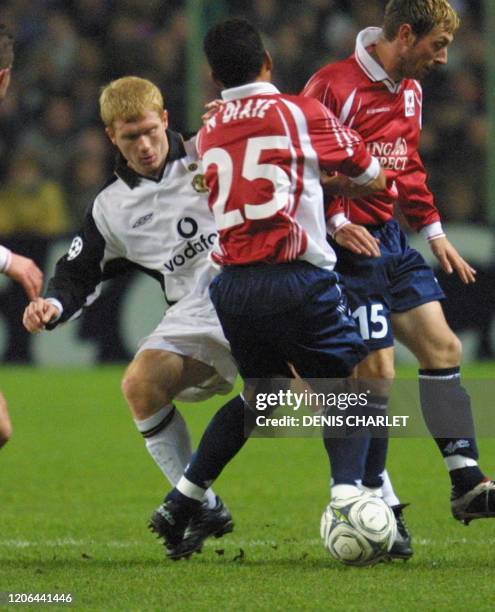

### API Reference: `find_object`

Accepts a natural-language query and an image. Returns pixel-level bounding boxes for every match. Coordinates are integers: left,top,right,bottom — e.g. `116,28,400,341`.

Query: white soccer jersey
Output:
46,130,237,397
47,130,219,322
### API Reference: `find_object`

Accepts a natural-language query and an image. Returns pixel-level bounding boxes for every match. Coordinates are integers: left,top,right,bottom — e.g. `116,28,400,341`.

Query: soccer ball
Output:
320,492,397,566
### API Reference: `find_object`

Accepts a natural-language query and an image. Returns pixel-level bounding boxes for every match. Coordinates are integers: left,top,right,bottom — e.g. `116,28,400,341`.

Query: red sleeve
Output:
395,150,441,232
305,98,379,183
302,72,342,117
325,196,346,220
303,73,349,227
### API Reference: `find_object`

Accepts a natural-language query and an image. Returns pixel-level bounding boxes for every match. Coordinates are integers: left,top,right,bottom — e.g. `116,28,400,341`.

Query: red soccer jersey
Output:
302,27,443,240
197,81,380,268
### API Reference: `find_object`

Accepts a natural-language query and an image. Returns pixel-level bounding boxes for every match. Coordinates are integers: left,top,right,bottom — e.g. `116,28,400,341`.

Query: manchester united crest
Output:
192,174,209,193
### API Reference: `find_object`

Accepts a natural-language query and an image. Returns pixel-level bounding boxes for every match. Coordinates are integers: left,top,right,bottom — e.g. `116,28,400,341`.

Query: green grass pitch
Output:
1,365,495,610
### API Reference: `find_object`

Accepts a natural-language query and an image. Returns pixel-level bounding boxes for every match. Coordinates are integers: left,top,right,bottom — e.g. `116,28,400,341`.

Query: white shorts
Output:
136,269,238,403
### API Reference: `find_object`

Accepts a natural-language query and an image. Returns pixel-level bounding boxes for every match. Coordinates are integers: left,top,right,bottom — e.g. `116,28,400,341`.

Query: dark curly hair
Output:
204,19,265,89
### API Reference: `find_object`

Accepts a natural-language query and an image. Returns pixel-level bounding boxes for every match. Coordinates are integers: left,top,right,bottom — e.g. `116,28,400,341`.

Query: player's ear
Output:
397,23,417,47
263,51,273,73
162,109,168,128
105,126,116,146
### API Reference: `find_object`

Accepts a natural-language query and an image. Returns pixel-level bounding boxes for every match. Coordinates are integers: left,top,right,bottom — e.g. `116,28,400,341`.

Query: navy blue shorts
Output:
209,261,368,379
328,220,445,351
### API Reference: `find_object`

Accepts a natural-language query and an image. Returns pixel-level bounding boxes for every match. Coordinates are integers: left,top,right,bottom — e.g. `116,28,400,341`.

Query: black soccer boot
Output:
149,495,233,559
148,498,195,558
451,479,495,525
185,495,234,544
388,503,413,560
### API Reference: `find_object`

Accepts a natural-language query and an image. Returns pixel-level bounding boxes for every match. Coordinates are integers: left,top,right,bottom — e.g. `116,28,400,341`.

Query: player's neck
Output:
128,159,166,180
373,40,404,84
256,70,272,83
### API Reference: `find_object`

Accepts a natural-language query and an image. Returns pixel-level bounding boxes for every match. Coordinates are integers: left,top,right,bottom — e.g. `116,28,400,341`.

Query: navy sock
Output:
322,381,371,486
363,437,389,489
362,395,389,489
323,397,370,486
418,367,479,460
324,434,370,486
419,367,485,493
184,395,256,489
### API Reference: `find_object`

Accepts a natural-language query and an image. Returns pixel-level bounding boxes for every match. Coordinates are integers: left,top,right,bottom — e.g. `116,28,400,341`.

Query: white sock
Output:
360,484,383,497
356,476,384,497
332,484,362,500
445,454,478,471
202,488,217,508
177,476,206,501
135,405,217,508
381,469,401,507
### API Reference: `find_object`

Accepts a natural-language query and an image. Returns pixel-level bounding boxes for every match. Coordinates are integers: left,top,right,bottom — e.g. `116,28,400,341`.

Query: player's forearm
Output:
45,269,98,326
366,168,387,192
322,174,378,198
44,282,86,326
345,157,386,194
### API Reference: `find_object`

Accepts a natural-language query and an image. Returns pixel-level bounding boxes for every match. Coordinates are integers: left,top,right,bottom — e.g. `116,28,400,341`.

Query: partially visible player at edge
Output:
303,0,494,528
156,18,389,559
0,24,44,448
22,76,237,549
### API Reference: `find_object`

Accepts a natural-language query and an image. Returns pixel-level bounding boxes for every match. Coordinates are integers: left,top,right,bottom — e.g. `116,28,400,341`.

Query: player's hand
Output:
6,253,44,300
202,99,224,123
22,298,61,333
429,236,476,284
334,223,381,257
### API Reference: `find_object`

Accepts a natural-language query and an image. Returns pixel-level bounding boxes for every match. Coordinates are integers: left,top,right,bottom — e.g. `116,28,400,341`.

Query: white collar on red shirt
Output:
355,27,402,94
221,81,280,101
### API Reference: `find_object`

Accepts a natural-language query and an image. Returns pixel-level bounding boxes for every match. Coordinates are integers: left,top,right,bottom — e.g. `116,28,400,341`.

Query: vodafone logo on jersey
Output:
367,138,409,171
177,217,198,238
164,217,218,272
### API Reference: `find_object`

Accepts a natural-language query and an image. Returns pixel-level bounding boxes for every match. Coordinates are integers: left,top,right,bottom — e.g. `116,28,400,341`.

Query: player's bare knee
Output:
418,333,462,369
121,368,140,404
440,333,462,367
357,358,395,380
0,429,12,447
416,332,462,370
122,357,174,419
0,394,12,447
0,419,12,447
122,370,157,418
372,362,395,379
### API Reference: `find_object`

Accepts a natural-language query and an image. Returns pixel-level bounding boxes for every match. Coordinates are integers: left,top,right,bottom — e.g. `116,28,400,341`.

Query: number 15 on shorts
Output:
352,304,388,340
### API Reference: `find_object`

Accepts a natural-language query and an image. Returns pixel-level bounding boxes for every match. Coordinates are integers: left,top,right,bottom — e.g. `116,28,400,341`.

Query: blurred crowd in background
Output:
0,0,486,236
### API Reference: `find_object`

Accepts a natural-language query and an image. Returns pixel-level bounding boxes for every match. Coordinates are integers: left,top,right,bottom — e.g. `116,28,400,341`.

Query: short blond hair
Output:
99,76,164,127
384,0,460,40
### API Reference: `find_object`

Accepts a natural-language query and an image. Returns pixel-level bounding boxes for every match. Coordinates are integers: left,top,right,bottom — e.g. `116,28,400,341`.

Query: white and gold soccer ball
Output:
320,492,397,566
